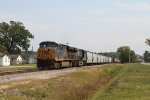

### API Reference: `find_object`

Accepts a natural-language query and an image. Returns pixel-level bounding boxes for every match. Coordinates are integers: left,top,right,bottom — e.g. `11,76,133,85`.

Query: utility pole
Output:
32,46,33,52
66,43,69,59
129,50,131,63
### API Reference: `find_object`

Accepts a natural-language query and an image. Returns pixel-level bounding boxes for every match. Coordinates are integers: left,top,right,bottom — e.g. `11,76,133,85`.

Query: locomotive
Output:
37,41,118,69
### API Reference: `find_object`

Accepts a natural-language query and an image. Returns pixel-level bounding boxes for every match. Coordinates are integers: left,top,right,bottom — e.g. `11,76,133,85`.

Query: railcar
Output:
86,51,93,65
37,41,87,69
37,41,118,69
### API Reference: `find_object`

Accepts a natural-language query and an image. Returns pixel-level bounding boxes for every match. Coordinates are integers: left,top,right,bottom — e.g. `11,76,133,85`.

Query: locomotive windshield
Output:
39,41,58,48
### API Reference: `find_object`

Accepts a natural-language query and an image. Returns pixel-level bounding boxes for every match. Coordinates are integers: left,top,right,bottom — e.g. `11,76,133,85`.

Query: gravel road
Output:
0,65,104,84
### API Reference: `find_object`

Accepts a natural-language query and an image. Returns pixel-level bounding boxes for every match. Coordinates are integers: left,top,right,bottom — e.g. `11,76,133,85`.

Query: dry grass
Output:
0,64,123,100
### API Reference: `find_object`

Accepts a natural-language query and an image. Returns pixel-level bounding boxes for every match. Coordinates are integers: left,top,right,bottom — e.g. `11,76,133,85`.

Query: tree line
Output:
100,46,137,63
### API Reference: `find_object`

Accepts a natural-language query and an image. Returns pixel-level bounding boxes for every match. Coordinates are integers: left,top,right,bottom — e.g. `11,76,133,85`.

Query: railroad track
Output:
0,64,109,76
0,67,74,76
0,67,76,76
0,65,110,84
0,69,39,76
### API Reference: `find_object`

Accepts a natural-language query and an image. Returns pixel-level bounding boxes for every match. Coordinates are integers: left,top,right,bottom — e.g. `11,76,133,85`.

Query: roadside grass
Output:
91,63,150,100
0,66,36,72
0,64,123,100
10,64,36,67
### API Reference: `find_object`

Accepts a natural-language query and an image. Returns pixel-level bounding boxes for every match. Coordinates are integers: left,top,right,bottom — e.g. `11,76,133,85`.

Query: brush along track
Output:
0,69,39,76
0,64,105,76
0,67,77,76
0,65,106,84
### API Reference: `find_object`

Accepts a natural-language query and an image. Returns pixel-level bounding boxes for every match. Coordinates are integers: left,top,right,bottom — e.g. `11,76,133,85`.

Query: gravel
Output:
0,65,104,84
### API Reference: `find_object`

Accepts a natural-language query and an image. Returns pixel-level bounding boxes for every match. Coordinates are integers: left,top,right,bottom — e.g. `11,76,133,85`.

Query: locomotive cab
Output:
37,41,58,69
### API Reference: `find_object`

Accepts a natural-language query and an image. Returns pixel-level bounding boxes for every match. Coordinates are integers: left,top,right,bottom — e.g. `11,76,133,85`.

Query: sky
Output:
0,0,150,55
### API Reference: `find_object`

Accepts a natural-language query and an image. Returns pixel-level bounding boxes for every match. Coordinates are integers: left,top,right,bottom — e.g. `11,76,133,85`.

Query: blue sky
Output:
0,0,150,55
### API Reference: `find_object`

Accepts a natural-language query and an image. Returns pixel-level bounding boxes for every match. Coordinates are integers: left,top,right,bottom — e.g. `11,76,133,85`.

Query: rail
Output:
0,69,39,76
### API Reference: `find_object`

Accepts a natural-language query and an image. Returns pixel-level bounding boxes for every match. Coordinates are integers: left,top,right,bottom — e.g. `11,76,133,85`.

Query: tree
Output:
117,46,137,63
130,50,137,63
143,51,150,62
0,44,7,53
0,21,34,54
146,38,150,46
136,54,144,63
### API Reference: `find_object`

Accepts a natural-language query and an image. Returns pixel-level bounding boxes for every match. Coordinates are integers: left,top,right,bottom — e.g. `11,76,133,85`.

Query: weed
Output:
0,64,123,100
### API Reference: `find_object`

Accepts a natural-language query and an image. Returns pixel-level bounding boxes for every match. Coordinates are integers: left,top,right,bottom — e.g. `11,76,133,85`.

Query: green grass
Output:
91,63,150,100
0,64,123,100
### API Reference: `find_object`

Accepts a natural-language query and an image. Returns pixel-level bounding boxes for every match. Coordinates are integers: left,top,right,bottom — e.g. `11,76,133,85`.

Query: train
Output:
37,41,119,69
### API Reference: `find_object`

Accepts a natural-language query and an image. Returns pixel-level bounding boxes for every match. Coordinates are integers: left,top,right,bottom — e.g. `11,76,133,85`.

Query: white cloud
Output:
113,2,150,11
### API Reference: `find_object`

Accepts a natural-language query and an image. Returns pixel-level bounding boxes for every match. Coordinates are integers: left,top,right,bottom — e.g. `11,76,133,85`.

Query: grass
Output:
0,64,123,100
0,66,36,72
11,64,36,66
91,63,150,100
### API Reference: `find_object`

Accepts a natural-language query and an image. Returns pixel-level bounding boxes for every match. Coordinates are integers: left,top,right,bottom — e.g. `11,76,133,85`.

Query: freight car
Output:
37,41,118,69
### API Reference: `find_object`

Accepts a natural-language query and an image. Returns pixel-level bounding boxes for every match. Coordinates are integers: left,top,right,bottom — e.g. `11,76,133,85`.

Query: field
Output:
0,64,150,100
91,63,150,100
